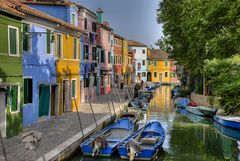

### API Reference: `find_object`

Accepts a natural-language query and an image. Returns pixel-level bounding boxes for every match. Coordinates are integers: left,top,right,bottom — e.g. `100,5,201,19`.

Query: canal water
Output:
68,86,240,161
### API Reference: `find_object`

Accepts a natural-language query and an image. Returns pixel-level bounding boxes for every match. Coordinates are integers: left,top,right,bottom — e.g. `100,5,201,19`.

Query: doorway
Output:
63,80,71,112
159,73,163,82
50,85,59,116
0,89,6,137
38,85,50,118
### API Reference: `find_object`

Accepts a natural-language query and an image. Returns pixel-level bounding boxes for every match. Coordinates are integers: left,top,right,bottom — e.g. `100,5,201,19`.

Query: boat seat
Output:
140,136,159,145
107,138,122,142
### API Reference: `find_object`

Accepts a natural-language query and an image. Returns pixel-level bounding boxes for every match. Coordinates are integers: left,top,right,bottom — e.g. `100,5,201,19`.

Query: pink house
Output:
170,60,179,84
96,9,113,94
78,6,98,102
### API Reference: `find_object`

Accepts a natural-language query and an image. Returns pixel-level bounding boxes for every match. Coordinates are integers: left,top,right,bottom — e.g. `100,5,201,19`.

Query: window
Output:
84,76,89,88
71,80,77,98
148,60,151,65
7,85,19,112
24,78,32,104
171,62,175,67
73,38,77,59
8,26,19,55
101,50,105,63
22,23,31,52
56,34,62,58
84,45,89,60
108,52,111,63
114,56,118,64
165,72,168,77
142,60,145,66
114,38,117,45
142,72,146,77
165,60,168,67
142,49,145,54
93,73,97,86
92,47,97,61
72,13,75,26
133,49,136,53
154,72,157,78
120,56,122,64
46,29,51,54
84,18,88,30
92,22,96,32
108,32,110,42
171,72,176,78
154,61,157,67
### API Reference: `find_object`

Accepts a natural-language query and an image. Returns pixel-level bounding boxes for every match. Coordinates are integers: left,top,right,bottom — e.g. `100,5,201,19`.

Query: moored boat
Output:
118,121,165,160
214,115,240,129
186,106,205,116
119,108,142,124
197,106,217,117
81,118,134,157
214,121,240,140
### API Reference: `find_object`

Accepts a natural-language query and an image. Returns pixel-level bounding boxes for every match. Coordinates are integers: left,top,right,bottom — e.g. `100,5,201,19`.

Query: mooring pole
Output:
107,96,112,117
0,130,7,161
89,100,99,131
112,84,122,112
73,98,85,140
110,92,116,116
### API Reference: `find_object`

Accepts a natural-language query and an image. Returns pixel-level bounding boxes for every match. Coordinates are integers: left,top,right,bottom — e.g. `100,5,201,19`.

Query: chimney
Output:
103,21,109,27
96,8,103,23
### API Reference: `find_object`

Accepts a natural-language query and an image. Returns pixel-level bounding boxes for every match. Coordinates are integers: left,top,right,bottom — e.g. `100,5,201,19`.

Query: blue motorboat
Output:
214,121,240,140
81,118,134,157
214,116,240,129
118,121,165,160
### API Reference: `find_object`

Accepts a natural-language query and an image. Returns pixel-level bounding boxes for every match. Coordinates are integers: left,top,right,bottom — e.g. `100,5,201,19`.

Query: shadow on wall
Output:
0,68,7,82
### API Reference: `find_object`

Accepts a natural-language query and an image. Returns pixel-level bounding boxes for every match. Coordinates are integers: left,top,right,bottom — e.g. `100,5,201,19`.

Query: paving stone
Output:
0,87,132,161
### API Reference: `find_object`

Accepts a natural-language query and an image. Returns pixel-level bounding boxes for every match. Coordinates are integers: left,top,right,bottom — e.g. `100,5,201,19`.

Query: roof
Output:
0,0,25,17
114,33,124,40
0,0,85,33
128,40,148,47
78,5,97,18
98,22,113,31
148,49,169,60
20,0,75,6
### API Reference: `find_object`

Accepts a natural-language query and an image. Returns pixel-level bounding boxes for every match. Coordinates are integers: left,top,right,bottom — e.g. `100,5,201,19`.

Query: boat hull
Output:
81,118,134,157
186,106,205,117
118,121,165,160
214,116,240,129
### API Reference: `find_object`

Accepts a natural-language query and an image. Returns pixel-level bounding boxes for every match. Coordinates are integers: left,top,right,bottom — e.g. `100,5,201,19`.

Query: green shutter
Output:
39,85,50,117
9,28,17,55
46,30,51,54
11,86,18,112
72,80,76,98
23,24,29,51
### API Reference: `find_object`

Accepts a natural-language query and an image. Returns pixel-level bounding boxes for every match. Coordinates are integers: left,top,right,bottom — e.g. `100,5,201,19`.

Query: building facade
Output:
128,40,148,83
96,9,113,95
113,33,123,86
147,49,170,83
0,4,23,137
78,6,98,102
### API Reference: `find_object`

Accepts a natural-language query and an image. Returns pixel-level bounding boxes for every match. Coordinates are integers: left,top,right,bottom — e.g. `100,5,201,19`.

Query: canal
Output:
68,86,240,161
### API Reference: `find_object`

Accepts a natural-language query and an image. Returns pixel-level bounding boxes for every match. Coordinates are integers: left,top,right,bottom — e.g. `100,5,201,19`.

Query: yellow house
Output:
122,39,129,84
55,30,82,115
147,49,170,83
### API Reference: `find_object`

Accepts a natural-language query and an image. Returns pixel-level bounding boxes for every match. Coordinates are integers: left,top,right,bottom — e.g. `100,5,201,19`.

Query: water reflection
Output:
70,86,239,161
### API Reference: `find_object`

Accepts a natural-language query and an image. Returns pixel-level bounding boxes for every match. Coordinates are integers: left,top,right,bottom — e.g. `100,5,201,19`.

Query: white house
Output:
128,40,148,83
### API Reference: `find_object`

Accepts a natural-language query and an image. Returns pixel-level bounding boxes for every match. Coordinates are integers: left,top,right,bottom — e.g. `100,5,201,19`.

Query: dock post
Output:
107,96,112,117
0,129,7,161
73,98,85,140
89,100,99,131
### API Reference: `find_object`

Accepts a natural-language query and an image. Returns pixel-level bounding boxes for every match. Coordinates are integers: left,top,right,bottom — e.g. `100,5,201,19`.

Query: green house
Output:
0,8,23,137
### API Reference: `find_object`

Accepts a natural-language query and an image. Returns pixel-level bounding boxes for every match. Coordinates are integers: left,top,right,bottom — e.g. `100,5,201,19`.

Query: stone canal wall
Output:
190,92,210,106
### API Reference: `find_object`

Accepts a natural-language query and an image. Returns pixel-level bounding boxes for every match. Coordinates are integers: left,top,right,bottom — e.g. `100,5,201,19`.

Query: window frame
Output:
73,37,78,59
71,12,76,26
56,33,63,58
165,72,168,77
154,72,157,78
84,45,89,60
84,18,88,30
23,77,33,105
92,22,96,33
154,61,157,67
22,23,32,53
142,49,145,54
71,79,77,98
142,60,145,66
46,29,52,54
8,25,19,56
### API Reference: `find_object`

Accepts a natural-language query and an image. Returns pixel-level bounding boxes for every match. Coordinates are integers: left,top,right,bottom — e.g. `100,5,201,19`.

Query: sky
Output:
75,0,163,47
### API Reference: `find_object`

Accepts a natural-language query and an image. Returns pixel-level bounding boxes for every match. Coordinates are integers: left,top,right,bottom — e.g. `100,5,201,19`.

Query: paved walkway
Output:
0,86,133,161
